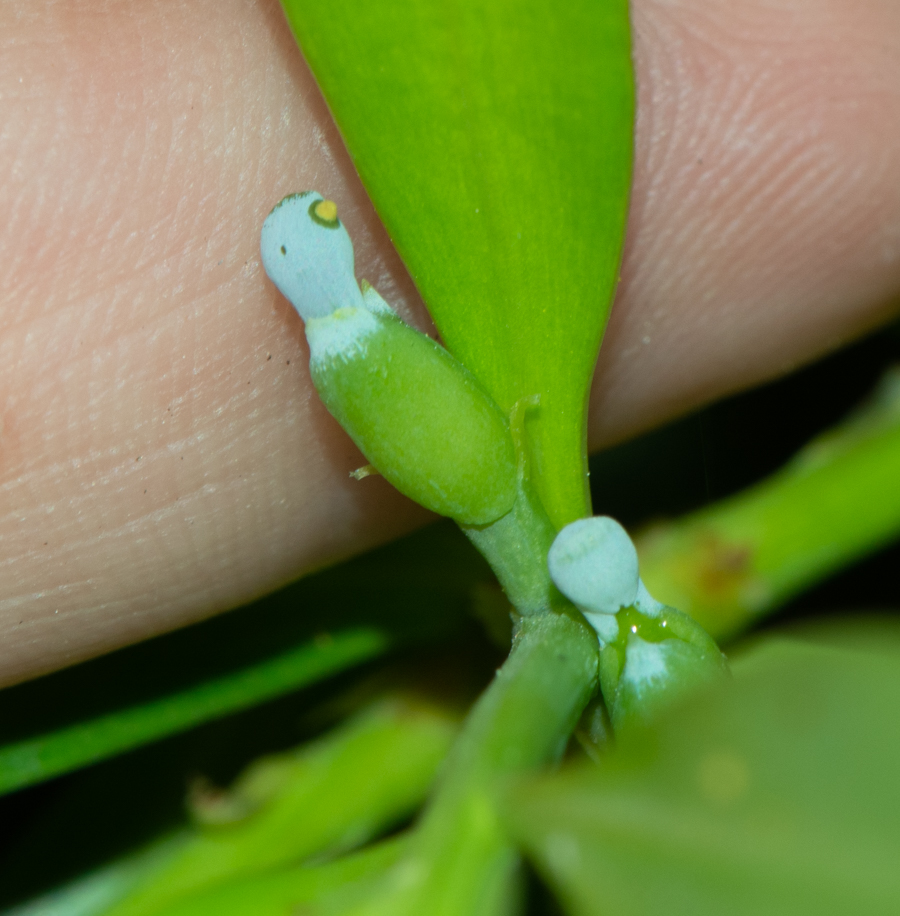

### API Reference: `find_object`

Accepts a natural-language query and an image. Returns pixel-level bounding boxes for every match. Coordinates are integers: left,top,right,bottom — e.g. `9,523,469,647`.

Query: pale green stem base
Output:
462,479,561,616
345,609,599,916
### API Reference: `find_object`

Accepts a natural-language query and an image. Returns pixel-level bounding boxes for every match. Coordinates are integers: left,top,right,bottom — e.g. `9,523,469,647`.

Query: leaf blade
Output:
505,634,900,915
283,0,634,526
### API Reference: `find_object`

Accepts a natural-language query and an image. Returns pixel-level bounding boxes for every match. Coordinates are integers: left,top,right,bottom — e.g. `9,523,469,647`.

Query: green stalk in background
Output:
97,698,457,916
0,630,387,798
126,838,408,916
4,837,406,916
638,368,900,640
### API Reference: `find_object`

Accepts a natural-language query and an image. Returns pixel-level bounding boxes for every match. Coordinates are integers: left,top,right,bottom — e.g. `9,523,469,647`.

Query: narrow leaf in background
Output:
282,0,634,526
0,522,484,797
0,632,384,797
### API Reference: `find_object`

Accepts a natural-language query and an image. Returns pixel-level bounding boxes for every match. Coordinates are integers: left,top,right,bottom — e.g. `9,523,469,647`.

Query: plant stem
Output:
350,609,598,916
462,477,562,617
637,368,900,640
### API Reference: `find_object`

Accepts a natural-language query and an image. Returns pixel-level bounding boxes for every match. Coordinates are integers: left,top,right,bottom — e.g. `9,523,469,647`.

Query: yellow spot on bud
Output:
315,199,338,223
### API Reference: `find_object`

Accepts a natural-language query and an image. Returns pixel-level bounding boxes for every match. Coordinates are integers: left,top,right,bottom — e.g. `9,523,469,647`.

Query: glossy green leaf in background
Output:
504,633,900,915
281,0,634,527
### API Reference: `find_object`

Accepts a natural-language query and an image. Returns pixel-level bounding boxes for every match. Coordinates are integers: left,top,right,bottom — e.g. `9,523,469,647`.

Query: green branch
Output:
637,368,900,640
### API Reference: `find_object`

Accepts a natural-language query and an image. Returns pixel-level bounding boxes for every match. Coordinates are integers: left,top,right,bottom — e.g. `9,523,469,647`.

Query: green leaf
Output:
281,0,634,527
504,633,900,915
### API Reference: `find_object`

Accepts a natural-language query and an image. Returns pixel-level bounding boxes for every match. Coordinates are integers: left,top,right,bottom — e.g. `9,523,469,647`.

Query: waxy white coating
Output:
620,634,671,692
306,307,380,365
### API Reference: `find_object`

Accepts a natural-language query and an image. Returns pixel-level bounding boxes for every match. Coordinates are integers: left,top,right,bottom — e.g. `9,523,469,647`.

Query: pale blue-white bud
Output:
548,514,728,729
547,516,640,614
260,192,365,320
